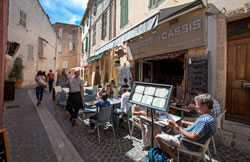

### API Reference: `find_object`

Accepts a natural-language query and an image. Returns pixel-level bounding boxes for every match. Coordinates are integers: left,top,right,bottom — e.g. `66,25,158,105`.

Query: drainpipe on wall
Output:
111,0,116,79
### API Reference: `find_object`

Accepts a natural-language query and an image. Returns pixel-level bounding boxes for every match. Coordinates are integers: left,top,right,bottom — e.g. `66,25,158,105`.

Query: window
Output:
58,44,62,53
38,38,44,57
69,42,75,51
120,0,128,28
92,24,96,46
27,44,33,60
20,10,26,28
85,37,88,52
59,28,63,37
149,0,165,9
93,0,97,15
102,12,107,39
82,42,84,54
87,13,89,26
62,61,68,68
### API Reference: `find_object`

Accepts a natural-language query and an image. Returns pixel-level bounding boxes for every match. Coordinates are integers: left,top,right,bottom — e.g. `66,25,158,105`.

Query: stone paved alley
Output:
3,88,250,162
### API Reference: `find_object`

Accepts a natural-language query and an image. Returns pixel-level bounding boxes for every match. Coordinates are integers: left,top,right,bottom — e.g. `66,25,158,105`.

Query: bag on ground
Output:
148,147,171,162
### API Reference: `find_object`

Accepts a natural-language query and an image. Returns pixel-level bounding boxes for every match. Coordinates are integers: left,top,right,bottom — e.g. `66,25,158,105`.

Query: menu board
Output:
187,59,208,95
129,82,173,111
0,129,10,162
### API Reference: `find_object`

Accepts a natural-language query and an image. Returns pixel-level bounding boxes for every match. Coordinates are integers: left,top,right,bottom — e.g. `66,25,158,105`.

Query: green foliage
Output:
8,56,24,80
114,58,120,64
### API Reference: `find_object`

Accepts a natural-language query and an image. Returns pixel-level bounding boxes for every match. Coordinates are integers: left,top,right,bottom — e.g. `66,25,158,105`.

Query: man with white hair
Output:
156,94,217,161
66,69,85,126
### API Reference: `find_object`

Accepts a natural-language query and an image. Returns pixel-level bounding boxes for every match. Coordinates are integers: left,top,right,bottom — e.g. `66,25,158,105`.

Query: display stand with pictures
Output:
128,82,173,147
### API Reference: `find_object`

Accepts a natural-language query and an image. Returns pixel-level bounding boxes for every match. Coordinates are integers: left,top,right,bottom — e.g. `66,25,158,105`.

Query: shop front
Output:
128,8,208,103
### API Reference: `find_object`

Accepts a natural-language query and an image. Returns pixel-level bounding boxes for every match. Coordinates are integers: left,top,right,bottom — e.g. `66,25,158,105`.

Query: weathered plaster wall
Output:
7,0,57,86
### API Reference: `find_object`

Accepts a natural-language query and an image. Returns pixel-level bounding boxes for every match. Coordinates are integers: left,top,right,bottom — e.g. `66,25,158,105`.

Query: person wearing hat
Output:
66,69,85,126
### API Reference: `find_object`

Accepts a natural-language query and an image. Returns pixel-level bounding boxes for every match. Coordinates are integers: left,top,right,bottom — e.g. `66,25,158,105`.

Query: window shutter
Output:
82,22,85,33
120,0,123,28
149,0,152,8
69,42,73,51
125,0,128,25
38,39,43,57
28,44,33,60
87,13,89,26
82,42,84,53
85,37,88,52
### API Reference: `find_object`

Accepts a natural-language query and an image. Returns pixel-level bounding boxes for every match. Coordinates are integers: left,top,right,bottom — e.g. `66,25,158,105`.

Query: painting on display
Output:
129,82,173,111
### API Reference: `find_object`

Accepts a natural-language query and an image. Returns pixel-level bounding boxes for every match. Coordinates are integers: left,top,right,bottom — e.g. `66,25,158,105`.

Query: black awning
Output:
159,0,204,22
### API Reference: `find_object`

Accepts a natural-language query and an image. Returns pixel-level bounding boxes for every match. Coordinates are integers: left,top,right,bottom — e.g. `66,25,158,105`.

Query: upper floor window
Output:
92,24,96,46
85,36,89,52
102,12,107,39
19,10,26,28
149,0,165,9
59,28,63,37
69,42,75,51
58,44,62,53
120,0,128,29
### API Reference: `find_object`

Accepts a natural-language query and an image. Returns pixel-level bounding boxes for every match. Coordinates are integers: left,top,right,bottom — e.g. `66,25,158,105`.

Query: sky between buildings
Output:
39,0,87,25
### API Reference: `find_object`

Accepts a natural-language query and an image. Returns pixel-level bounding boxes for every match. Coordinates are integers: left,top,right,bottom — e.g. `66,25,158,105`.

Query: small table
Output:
79,98,121,122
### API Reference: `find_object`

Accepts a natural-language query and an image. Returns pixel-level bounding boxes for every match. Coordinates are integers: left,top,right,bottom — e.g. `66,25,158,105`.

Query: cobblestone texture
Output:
3,88,250,162
3,88,58,162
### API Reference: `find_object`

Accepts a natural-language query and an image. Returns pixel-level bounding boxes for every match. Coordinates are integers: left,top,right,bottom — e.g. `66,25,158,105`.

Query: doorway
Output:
226,38,250,124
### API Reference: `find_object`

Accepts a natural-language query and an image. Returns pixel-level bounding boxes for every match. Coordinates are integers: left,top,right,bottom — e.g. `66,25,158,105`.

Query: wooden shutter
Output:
85,37,88,52
38,39,43,57
28,44,33,60
125,0,128,25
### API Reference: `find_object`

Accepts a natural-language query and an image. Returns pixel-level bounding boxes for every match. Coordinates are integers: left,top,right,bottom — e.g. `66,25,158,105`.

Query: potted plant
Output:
114,58,120,67
8,56,24,88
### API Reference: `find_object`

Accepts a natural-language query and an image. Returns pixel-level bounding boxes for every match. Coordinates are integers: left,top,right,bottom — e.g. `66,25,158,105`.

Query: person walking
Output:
47,70,55,92
35,71,46,106
66,69,85,126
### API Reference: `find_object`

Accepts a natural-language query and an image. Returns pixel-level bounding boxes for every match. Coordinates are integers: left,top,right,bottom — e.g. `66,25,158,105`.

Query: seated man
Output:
113,88,130,129
88,93,111,133
155,94,217,161
189,90,221,117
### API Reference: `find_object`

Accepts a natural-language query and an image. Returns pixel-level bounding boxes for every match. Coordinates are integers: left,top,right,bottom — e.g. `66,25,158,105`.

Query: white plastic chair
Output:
177,137,212,162
127,105,142,138
211,109,227,154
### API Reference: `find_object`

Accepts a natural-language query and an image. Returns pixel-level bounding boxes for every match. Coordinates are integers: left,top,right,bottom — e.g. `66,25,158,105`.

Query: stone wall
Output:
7,0,57,86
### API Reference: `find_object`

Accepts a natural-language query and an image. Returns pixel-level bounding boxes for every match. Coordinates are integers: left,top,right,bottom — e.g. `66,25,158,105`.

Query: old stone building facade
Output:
7,0,58,86
82,0,250,124
53,23,82,75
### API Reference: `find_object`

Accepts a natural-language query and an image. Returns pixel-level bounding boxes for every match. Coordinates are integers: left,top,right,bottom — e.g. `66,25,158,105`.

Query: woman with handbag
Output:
35,71,47,106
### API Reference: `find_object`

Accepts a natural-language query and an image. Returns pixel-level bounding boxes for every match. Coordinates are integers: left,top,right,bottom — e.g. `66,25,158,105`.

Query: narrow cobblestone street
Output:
2,88,250,162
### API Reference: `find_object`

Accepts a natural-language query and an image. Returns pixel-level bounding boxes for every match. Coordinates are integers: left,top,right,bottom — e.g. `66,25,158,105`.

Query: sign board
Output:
187,59,208,95
129,82,173,111
118,67,132,87
0,129,10,162
62,61,68,69
128,10,206,60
